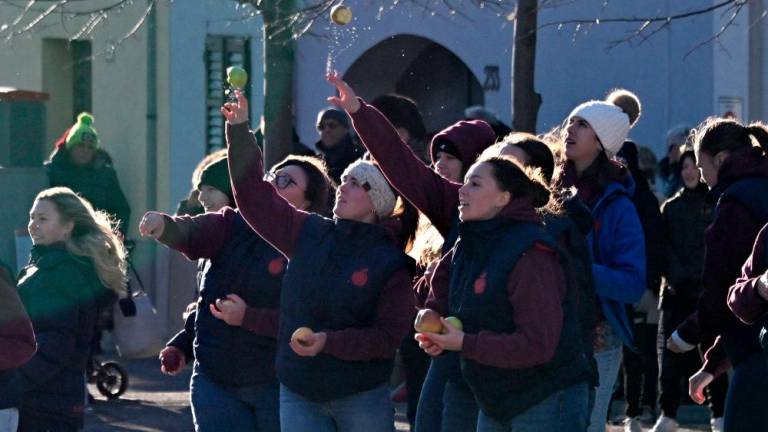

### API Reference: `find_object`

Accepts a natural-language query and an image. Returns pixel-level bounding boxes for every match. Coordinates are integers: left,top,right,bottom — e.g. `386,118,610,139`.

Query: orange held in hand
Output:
291,327,314,347
414,309,443,333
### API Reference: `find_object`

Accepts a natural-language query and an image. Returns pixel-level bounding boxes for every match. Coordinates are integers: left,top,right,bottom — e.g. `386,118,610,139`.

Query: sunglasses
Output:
265,172,302,190
317,122,341,131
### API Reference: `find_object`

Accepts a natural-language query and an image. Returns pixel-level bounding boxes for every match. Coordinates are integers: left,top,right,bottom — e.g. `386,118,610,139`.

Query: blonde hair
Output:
34,187,127,295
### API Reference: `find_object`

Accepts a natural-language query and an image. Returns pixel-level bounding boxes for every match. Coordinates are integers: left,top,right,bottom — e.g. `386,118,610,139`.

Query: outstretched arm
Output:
327,75,460,237
222,91,309,258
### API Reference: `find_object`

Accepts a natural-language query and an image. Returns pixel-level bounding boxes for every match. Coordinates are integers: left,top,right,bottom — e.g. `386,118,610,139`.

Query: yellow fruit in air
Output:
442,316,463,333
226,66,248,89
330,5,353,25
291,327,314,347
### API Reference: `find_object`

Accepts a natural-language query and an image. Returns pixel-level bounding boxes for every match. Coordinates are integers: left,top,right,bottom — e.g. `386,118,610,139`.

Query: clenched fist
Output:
139,211,166,239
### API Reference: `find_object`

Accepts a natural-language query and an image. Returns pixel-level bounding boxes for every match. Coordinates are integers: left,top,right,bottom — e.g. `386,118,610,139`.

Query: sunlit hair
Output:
693,117,768,157
34,187,127,295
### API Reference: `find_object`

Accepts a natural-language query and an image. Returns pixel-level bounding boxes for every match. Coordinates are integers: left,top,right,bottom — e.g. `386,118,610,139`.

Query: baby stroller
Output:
88,356,129,400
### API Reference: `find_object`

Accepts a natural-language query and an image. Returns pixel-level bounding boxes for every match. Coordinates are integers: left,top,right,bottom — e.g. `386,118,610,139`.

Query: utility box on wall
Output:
0,88,49,167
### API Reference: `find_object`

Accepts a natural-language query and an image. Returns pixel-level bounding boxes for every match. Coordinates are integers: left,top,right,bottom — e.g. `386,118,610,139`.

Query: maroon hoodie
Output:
676,147,768,374
0,274,36,370
728,223,768,324
425,198,567,368
226,122,414,361
350,101,495,237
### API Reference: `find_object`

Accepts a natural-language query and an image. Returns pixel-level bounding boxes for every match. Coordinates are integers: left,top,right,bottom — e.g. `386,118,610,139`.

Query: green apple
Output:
226,66,248,89
330,4,352,25
442,316,463,333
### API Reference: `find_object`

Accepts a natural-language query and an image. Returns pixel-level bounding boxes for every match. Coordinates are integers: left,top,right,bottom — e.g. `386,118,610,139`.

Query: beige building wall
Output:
0,2,167,236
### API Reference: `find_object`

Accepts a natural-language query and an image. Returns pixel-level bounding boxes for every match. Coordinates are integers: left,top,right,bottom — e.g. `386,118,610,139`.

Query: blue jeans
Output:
0,409,18,432
723,353,768,432
415,353,478,432
477,382,589,432
190,363,280,432
279,384,394,432
587,345,622,432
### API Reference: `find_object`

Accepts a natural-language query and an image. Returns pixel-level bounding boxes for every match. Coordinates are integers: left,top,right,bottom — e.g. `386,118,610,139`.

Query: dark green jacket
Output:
17,244,105,429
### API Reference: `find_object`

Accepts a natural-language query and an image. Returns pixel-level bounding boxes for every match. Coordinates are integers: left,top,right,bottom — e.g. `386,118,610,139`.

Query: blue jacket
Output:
588,177,646,349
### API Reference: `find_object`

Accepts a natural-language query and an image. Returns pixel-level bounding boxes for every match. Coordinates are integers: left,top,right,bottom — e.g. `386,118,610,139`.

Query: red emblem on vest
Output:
474,272,487,295
268,257,286,275
351,268,369,287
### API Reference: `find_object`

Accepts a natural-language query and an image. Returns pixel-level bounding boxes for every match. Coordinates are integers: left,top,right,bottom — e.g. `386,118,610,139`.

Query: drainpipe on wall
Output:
145,0,167,335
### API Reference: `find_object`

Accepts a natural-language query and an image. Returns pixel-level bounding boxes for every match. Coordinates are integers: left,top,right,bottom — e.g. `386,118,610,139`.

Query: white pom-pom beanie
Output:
341,160,397,219
568,101,630,157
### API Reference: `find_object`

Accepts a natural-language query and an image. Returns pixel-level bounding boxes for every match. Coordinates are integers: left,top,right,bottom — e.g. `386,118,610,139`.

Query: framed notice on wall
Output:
718,96,744,121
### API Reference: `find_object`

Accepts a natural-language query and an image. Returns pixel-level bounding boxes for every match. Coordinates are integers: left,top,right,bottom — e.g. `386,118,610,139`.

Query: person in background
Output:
465,105,512,141
616,141,664,432
371,94,429,162
17,187,126,432
652,149,727,432
657,126,690,199
0,260,36,432
314,108,364,183
45,113,131,235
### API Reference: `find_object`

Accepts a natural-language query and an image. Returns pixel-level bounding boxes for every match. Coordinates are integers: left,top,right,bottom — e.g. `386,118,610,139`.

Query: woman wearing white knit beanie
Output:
552,90,648,432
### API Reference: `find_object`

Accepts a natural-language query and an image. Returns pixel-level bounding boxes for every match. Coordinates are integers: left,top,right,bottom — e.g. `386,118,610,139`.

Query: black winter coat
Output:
46,148,131,233
660,184,712,305
17,244,108,429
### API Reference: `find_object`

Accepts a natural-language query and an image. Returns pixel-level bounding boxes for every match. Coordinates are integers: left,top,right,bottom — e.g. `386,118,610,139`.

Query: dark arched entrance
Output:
344,35,484,134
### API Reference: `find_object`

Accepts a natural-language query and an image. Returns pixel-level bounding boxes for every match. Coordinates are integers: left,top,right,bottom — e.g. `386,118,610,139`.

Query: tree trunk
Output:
512,0,542,133
261,0,296,169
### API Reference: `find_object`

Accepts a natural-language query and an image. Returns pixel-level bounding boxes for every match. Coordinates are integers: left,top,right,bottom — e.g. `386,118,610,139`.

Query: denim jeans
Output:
415,353,478,432
190,363,280,432
279,383,394,432
0,409,18,432
477,382,589,432
723,353,768,432
588,345,623,432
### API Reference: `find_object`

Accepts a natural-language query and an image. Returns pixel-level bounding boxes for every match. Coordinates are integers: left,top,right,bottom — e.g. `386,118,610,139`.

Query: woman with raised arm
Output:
327,74,496,432
222,90,416,432
139,151,334,432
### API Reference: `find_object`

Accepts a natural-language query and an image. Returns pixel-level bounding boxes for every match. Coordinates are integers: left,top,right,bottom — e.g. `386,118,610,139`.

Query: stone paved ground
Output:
84,357,710,432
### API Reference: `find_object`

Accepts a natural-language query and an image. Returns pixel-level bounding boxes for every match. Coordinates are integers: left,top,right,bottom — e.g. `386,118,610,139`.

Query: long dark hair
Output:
271,155,336,216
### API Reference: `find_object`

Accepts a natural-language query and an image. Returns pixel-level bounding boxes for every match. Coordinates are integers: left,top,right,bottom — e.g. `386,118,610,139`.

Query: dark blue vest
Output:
276,216,412,402
450,219,591,422
194,212,284,388
715,177,768,367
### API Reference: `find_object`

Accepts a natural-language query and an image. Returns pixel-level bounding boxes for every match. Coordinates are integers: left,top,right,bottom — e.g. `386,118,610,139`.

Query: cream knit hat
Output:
568,89,642,157
341,160,397,219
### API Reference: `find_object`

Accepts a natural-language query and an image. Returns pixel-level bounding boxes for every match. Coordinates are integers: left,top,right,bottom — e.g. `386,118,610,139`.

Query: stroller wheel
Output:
96,361,129,400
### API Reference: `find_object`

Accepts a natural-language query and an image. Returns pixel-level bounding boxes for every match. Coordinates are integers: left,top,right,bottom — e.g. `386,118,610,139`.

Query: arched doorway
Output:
344,35,484,134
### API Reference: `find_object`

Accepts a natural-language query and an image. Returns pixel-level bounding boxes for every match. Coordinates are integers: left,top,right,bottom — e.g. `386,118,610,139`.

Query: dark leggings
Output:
657,300,727,419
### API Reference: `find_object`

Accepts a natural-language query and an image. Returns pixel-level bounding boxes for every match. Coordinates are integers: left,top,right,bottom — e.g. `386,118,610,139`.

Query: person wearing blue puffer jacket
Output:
553,89,646,432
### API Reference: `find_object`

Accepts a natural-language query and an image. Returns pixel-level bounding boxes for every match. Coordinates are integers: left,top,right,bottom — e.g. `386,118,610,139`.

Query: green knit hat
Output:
65,112,99,150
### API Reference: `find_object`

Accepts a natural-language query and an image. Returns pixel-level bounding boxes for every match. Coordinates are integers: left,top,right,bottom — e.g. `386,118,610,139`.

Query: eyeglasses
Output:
317,122,341,131
265,172,303,190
